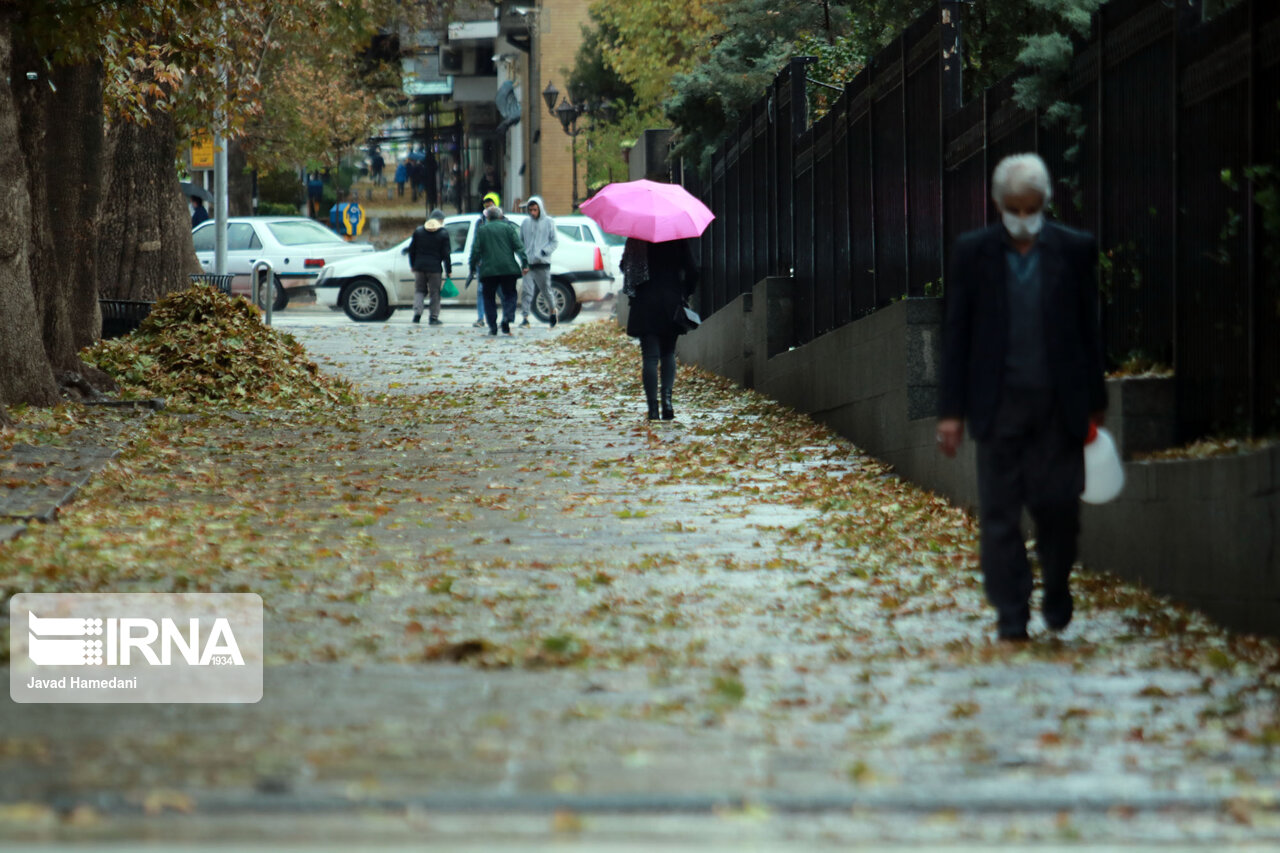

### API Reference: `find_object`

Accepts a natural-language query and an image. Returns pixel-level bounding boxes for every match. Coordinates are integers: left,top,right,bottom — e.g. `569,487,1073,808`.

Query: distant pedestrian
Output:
937,153,1107,642
408,208,453,325
622,237,699,420
469,206,528,337
477,164,500,200
408,159,423,203
519,196,558,327
190,196,209,228
394,160,407,198
371,151,385,186
307,173,325,219
423,149,439,211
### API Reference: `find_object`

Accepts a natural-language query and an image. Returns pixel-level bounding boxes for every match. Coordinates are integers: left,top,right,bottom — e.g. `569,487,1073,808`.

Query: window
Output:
603,231,627,247
192,224,214,252
226,223,261,251
266,220,346,246
556,225,584,242
446,222,470,253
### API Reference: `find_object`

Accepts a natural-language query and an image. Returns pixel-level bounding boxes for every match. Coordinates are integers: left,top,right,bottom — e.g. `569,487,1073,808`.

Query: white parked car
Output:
192,216,376,310
315,213,616,322
553,215,623,290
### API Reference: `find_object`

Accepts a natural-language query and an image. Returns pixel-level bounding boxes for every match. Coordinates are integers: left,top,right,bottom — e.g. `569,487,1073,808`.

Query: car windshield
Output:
266,220,347,246
603,232,627,247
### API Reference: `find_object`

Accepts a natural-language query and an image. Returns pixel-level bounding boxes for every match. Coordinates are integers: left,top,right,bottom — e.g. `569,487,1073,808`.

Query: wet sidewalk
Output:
0,316,1277,847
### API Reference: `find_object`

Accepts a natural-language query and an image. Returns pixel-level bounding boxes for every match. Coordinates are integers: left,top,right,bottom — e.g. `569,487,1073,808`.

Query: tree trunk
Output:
15,54,109,367
0,14,59,408
97,113,201,301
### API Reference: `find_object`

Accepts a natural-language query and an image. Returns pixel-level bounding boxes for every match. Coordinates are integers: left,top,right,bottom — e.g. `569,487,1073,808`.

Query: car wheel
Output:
534,281,575,322
342,278,388,322
254,275,287,312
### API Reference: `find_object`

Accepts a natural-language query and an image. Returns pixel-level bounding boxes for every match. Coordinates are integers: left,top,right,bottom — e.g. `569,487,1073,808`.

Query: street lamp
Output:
543,81,613,211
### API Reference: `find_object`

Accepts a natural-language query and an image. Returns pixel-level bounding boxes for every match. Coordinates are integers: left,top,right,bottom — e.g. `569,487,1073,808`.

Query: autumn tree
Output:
0,0,419,416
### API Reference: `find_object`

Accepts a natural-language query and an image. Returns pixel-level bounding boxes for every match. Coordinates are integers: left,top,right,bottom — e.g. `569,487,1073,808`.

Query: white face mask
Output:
1003,211,1044,241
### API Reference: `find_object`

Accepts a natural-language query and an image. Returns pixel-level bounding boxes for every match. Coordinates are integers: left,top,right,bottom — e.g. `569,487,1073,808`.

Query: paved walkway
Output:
0,314,1277,847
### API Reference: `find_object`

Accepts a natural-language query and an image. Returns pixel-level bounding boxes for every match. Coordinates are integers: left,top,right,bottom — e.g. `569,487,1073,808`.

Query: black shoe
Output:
501,320,511,335
647,404,660,420
520,317,530,327
428,318,443,326
1043,589,1074,632
412,314,421,324
488,327,498,336
549,314,557,328
998,626,1030,643
661,391,674,420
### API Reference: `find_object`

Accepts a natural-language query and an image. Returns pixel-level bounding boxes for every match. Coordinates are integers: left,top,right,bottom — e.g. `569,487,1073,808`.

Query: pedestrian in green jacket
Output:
469,207,529,336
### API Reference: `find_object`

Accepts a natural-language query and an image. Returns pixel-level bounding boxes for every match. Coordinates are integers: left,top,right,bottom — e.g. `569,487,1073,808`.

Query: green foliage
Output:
567,8,637,110
665,0,822,173
257,168,305,208
795,32,868,119
582,106,666,190
257,201,301,216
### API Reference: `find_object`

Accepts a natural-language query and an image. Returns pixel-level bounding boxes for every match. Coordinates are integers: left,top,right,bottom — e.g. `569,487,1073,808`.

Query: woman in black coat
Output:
622,237,699,420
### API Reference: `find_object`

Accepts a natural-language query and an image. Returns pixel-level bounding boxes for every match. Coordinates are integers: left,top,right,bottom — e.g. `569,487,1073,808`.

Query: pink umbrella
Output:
578,179,714,243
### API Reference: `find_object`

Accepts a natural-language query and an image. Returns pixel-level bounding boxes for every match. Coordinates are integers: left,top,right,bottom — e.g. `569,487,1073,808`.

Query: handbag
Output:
441,277,459,298
673,302,701,333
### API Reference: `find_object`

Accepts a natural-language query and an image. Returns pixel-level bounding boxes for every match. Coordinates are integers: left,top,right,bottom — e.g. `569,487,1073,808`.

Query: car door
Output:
391,238,415,303
193,222,262,275
445,220,473,286
193,223,215,269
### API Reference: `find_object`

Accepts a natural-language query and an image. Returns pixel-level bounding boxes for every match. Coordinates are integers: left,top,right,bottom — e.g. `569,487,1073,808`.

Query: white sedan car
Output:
315,213,615,322
192,216,376,310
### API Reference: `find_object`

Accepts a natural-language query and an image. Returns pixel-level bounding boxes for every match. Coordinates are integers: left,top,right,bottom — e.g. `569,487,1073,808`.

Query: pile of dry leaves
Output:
82,286,355,410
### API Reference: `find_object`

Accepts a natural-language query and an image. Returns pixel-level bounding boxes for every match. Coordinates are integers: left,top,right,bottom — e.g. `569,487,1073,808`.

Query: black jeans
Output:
481,276,518,331
639,335,677,407
976,387,1085,633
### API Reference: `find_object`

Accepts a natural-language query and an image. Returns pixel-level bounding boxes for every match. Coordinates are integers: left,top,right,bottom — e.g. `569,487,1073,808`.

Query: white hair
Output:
991,153,1052,207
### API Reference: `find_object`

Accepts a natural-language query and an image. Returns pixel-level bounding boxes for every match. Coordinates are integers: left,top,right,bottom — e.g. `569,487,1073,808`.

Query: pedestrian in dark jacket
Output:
938,152,1107,642
622,237,699,420
394,161,407,198
469,206,528,336
190,196,209,228
407,208,453,325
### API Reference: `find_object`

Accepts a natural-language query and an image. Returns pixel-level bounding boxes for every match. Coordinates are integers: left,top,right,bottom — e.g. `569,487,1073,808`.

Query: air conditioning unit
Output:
439,48,463,73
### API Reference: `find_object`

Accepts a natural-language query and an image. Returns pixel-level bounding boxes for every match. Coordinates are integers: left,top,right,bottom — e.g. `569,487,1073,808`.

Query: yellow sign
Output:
190,132,214,170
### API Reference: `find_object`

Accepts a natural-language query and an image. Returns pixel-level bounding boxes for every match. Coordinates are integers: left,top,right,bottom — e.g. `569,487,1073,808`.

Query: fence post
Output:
940,1,965,114
1246,0,1259,434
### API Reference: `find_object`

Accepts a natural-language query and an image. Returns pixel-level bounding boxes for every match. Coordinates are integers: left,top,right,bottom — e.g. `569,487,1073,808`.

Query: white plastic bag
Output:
1081,426,1125,504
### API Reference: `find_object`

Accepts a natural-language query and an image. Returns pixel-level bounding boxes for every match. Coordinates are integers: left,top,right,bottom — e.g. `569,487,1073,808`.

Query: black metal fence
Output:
685,0,1280,439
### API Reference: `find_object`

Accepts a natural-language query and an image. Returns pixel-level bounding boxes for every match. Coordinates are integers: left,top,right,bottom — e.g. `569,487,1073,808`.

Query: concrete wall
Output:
664,278,1279,638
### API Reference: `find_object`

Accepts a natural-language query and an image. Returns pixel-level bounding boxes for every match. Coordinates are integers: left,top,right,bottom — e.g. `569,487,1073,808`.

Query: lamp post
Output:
542,81,616,211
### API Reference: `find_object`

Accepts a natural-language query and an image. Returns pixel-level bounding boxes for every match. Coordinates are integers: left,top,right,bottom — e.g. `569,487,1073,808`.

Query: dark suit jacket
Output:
938,221,1107,441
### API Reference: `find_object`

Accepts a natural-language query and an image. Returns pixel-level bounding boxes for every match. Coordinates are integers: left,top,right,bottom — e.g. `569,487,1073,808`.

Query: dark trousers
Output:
481,276,518,331
639,335,677,407
976,387,1084,633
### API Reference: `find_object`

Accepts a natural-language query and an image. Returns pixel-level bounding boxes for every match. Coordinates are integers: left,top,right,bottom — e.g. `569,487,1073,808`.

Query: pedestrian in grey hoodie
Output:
519,196,559,327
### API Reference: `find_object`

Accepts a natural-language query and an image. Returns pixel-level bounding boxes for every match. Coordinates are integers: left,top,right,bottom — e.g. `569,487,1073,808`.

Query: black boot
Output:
661,390,674,421
647,400,660,420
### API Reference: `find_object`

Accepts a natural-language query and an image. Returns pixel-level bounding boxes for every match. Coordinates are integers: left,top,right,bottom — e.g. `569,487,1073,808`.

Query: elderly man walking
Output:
519,196,558,327
469,206,529,337
937,153,1107,642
